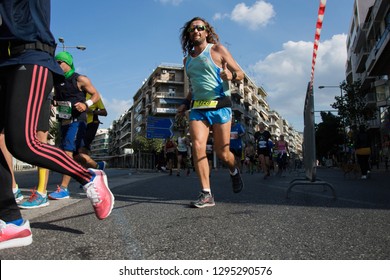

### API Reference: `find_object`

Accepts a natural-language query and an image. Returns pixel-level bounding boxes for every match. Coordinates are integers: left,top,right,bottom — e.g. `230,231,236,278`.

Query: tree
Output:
315,111,343,161
331,80,377,128
131,135,164,153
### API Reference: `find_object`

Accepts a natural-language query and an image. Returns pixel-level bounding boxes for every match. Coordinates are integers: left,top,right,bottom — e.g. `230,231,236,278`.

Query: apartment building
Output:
346,0,390,155
108,63,303,158
90,128,110,159
108,107,132,156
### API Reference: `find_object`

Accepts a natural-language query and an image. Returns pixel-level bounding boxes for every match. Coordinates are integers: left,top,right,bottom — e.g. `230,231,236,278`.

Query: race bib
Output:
258,140,267,149
192,100,218,109
57,101,72,119
230,131,238,139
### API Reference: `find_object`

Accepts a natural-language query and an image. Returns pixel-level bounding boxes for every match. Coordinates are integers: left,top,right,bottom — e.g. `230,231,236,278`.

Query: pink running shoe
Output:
0,219,32,250
83,169,115,220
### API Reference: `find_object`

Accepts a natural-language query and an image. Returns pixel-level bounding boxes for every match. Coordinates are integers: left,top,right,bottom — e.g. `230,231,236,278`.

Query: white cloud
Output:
249,34,348,131
228,0,275,30
213,12,229,21
101,97,133,128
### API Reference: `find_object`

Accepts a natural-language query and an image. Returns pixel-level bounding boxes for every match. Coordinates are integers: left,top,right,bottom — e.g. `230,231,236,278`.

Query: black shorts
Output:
230,148,242,157
178,151,188,157
84,121,100,150
166,152,176,161
257,148,270,157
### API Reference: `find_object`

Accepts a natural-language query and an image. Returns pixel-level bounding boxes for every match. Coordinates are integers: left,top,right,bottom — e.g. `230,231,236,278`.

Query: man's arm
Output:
212,44,244,81
75,75,101,111
177,57,192,114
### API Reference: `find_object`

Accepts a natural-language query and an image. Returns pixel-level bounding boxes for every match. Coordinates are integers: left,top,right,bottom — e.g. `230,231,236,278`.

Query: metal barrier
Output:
108,152,156,170
286,83,336,199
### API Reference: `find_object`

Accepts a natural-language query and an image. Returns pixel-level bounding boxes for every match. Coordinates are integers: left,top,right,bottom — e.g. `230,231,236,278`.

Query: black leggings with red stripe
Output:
0,64,91,222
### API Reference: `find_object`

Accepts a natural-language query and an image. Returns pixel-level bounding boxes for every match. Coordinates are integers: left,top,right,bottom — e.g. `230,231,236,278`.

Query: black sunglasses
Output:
187,25,207,33
57,60,64,65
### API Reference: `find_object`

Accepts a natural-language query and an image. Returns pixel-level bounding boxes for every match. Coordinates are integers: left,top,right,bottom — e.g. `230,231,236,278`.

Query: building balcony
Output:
119,141,132,150
353,22,369,52
153,91,184,99
249,110,260,120
372,0,388,23
365,47,377,74
244,85,254,93
244,111,252,120
366,118,381,129
153,76,184,85
119,131,131,140
243,95,253,105
152,107,177,114
366,27,390,76
232,103,245,114
231,85,244,99
356,48,370,73
269,121,280,128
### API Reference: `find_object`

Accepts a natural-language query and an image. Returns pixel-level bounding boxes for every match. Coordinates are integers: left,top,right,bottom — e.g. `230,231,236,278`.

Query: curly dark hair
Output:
180,17,220,56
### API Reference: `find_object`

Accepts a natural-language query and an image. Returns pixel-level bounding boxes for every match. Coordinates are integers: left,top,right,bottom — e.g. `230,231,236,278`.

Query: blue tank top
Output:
185,44,230,100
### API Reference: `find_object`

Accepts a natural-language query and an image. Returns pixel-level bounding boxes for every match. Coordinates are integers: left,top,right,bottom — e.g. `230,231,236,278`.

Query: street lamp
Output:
318,85,343,98
318,84,347,159
58,37,86,51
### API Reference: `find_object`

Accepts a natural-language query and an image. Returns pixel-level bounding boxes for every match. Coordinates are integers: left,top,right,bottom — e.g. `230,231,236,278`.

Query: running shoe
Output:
96,161,107,170
48,186,70,200
14,187,24,203
231,170,244,193
190,192,215,208
19,190,49,209
0,219,32,250
83,168,115,220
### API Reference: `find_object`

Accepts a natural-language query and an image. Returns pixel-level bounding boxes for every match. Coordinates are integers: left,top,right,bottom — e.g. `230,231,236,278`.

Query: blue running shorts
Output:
189,107,232,125
60,121,86,152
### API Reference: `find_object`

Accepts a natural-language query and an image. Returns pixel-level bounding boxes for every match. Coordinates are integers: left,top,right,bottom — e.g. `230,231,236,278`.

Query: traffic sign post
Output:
146,116,174,139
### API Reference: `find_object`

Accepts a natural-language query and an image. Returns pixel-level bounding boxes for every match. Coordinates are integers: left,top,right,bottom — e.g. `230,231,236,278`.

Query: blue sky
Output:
51,0,354,132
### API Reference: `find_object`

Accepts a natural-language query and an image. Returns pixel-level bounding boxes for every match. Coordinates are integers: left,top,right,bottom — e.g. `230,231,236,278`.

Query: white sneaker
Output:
83,169,115,220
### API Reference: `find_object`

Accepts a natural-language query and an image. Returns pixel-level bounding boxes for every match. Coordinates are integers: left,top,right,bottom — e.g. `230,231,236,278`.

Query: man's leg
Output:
48,150,72,200
213,122,235,172
0,132,22,202
190,120,210,190
213,121,243,193
188,120,215,208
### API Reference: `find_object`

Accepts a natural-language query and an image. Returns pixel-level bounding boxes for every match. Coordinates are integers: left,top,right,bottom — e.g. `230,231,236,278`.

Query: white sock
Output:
230,168,238,176
37,191,47,197
202,189,211,194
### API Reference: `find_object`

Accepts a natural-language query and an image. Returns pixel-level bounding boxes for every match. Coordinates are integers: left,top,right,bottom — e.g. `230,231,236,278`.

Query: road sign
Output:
146,116,173,139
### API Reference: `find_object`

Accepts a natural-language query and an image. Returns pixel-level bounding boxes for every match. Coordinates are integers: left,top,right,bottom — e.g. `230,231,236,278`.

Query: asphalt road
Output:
1,166,389,260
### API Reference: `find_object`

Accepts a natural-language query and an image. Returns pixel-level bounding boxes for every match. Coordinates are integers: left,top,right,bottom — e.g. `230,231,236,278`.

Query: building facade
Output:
90,128,110,159
346,0,390,159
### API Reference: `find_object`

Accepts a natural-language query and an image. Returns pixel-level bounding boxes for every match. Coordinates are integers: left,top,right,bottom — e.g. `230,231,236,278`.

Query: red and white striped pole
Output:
310,0,327,89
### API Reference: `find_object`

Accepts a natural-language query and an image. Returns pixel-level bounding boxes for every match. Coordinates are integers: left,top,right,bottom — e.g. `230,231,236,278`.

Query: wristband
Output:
85,99,93,107
181,98,191,110
232,71,237,80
